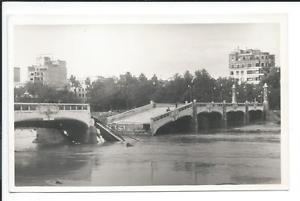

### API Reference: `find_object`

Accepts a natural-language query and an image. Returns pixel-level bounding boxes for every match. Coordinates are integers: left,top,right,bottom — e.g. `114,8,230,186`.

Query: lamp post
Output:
220,83,223,102
212,86,216,102
188,78,195,103
188,84,192,102
263,83,268,103
232,84,237,104
243,85,247,102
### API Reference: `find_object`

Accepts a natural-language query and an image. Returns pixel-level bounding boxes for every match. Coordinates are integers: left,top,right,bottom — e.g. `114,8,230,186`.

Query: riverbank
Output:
227,122,281,133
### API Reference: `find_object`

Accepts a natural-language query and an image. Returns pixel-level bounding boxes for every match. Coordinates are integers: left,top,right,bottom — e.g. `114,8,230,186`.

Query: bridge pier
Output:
244,102,249,125
222,101,227,129
263,83,270,121
192,99,199,134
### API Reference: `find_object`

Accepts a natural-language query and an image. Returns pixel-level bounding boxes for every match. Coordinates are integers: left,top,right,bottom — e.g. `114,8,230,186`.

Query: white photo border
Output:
2,2,289,193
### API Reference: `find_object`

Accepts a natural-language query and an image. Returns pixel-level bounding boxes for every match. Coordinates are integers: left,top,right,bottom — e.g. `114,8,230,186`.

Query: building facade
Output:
229,49,275,84
28,56,67,89
69,79,88,102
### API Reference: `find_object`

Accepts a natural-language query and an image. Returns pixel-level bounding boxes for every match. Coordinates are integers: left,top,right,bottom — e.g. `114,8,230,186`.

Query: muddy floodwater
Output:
15,126,281,186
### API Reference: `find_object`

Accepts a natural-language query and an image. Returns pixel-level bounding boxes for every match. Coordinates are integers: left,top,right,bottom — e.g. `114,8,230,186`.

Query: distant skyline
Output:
14,23,280,82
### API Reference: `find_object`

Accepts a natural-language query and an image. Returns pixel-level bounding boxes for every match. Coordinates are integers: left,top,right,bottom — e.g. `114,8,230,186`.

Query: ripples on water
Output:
15,128,281,186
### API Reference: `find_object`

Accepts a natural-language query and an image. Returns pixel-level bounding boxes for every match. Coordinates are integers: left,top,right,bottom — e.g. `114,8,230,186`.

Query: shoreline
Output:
226,122,281,133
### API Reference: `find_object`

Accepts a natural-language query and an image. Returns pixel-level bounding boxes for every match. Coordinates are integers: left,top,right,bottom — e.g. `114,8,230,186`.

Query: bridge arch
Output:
15,118,89,143
226,111,245,127
155,115,193,135
248,110,263,123
197,111,222,132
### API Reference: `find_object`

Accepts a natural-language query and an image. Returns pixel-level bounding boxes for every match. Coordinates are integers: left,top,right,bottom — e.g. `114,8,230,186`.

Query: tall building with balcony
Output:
28,56,67,89
229,48,275,84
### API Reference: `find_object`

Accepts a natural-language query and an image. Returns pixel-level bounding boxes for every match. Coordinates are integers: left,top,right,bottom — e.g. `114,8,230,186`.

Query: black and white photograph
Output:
2,3,290,195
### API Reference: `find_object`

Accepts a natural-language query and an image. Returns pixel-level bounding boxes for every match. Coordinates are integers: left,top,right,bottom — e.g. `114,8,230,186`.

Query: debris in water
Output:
55,180,63,184
125,142,133,147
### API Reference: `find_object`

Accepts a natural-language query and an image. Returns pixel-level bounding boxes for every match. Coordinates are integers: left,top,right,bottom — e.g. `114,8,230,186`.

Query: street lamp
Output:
188,84,192,102
212,86,216,102
188,77,195,103
243,85,247,102
220,83,223,102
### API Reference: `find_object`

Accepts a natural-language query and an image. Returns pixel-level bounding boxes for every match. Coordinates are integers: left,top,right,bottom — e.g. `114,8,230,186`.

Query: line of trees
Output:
14,68,281,111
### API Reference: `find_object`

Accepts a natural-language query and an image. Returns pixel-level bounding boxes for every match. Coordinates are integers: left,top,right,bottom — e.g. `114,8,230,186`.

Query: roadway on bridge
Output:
113,105,177,124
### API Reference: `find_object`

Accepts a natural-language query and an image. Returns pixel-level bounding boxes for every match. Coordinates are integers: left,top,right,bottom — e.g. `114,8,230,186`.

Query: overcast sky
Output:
14,23,280,82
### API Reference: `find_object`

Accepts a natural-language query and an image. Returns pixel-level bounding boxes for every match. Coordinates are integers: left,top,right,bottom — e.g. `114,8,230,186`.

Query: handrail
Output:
14,103,90,111
107,103,153,122
151,103,193,122
14,103,89,106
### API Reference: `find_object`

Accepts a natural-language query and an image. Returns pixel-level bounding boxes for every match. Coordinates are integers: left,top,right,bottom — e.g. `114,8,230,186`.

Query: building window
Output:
230,71,234,75
248,70,260,74
248,64,251,67
261,63,264,67
236,71,239,75
256,63,259,67
241,71,244,75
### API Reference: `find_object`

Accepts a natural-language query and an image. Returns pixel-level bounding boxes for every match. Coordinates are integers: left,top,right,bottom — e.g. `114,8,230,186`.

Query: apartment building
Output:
229,49,275,84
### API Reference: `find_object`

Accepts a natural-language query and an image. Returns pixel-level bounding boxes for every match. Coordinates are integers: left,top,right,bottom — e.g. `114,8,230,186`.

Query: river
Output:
15,126,280,186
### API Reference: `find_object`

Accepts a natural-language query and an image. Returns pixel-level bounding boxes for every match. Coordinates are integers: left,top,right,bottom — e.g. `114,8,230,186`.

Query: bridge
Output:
14,103,97,143
107,84,269,135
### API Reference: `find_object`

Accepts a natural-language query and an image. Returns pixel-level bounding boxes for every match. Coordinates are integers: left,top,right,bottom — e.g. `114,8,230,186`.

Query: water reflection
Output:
15,129,281,186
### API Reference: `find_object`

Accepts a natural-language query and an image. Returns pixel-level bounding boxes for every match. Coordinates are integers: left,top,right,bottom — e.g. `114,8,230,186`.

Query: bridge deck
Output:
113,105,176,124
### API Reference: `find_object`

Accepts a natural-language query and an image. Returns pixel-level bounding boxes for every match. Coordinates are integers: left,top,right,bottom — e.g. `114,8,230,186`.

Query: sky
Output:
13,23,280,82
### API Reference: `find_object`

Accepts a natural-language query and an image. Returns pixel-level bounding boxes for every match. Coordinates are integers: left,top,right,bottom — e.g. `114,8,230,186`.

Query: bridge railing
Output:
151,102,193,122
14,103,90,111
106,103,156,123
247,102,263,107
196,102,263,107
196,102,224,107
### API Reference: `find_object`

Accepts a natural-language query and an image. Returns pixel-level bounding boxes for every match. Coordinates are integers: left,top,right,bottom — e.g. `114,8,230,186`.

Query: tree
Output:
85,77,91,87
259,67,280,109
193,69,216,102
15,82,81,103
69,75,81,88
